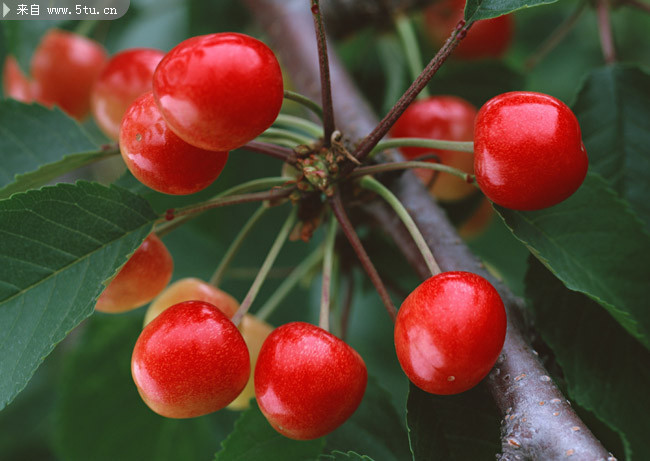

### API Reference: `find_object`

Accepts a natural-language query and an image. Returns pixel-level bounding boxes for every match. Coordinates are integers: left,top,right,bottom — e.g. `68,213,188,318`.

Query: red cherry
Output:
394,271,506,395
95,233,173,313
30,29,108,119
91,48,164,140
152,32,284,151
474,91,589,210
424,0,514,60
119,92,229,195
132,300,250,418
2,55,34,102
390,95,477,201
255,322,367,440
144,277,239,325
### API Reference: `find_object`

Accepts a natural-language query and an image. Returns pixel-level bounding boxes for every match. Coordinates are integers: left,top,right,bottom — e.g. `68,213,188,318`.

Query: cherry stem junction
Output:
319,215,338,331
310,0,336,147
256,245,324,321
210,203,269,288
231,206,298,326
329,190,398,321
359,176,441,277
371,137,474,155
350,19,469,164
394,12,430,100
283,89,324,120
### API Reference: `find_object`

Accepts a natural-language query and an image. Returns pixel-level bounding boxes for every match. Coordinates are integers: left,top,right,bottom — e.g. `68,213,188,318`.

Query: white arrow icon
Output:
2,3,9,18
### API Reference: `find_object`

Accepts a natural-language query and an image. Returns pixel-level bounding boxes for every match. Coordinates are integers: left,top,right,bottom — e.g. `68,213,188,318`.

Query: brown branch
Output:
242,0,612,459
310,0,336,147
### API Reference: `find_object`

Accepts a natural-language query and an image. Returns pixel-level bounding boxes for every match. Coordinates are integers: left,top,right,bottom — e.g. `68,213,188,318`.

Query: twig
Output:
242,140,297,164
597,0,617,64
310,0,336,146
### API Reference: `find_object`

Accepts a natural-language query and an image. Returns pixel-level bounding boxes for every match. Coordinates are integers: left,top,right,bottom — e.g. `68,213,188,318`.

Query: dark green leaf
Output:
406,383,500,460
526,259,650,460
465,0,558,21
0,101,112,199
214,402,325,461
320,451,374,460
54,314,235,461
0,182,157,409
496,173,650,349
325,377,411,461
573,65,650,229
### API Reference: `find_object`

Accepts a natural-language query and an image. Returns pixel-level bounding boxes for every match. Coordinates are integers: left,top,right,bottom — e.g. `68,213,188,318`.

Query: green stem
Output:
284,90,324,120
372,137,474,154
359,176,441,277
274,113,324,139
256,136,301,149
261,127,314,146
231,206,298,325
74,20,98,37
395,13,430,99
350,161,474,183
209,204,268,288
319,215,338,331
256,245,324,321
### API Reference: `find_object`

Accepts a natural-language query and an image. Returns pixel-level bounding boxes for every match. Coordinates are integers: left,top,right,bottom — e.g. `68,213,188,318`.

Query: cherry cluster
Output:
2,17,591,442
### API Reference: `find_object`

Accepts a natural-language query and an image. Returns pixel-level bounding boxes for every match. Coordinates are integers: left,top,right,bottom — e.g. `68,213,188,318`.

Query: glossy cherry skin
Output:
2,55,34,102
390,95,477,201
119,92,229,195
144,277,239,325
30,29,108,119
91,48,164,140
132,300,250,418
153,32,284,151
228,314,274,410
425,0,514,60
394,271,506,395
95,233,173,313
255,322,367,440
474,91,589,210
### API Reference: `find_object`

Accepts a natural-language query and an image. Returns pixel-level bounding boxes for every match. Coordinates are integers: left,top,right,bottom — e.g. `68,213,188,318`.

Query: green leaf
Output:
0,101,115,199
573,65,650,229
0,182,157,409
320,451,374,460
325,377,411,461
526,259,650,460
406,383,500,460
54,314,235,461
214,402,325,461
464,0,558,21
496,173,650,349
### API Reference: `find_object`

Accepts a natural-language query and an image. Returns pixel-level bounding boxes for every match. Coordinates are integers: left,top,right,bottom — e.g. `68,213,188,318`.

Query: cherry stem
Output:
350,160,474,183
231,206,298,326
256,245,324,321
274,113,324,139
242,140,297,164
350,20,468,164
597,0,617,64
261,127,314,146
394,12,430,100
74,20,98,37
371,137,474,155
283,89,324,120
359,176,441,277
154,177,294,236
310,0,336,147
319,215,338,331
209,204,268,288
329,190,397,321
525,0,588,70
339,269,355,341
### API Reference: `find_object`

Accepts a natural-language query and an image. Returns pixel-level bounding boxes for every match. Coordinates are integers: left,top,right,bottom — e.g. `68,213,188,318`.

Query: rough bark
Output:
242,0,614,459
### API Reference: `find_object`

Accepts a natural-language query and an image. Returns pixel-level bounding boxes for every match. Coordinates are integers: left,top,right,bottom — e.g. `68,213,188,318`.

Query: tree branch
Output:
242,0,613,459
